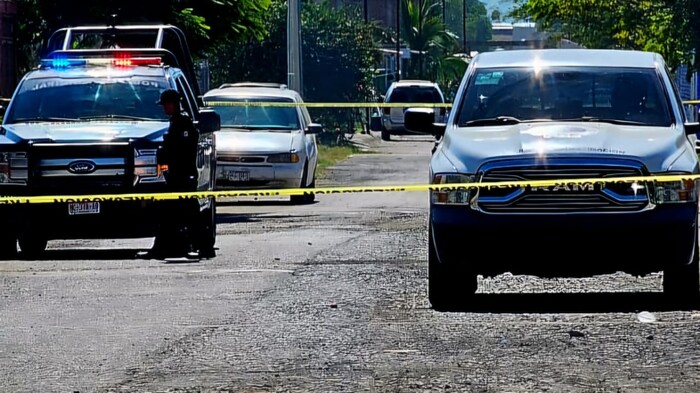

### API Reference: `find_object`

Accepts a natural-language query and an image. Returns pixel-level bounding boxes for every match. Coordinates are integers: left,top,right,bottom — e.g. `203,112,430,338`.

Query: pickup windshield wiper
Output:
80,115,158,121
560,116,646,126
10,117,80,123
461,116,542,127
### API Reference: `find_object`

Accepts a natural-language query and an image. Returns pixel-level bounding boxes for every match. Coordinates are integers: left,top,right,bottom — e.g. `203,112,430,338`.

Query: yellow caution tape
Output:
204,100,700,108
203,101,452,108
1,174,698,204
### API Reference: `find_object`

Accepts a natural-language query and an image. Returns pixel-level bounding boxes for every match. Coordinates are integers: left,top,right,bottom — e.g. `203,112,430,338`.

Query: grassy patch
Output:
316,143,363,177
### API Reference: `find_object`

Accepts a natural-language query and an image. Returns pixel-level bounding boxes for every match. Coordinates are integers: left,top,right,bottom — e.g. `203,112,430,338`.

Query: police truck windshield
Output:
4,76,170,124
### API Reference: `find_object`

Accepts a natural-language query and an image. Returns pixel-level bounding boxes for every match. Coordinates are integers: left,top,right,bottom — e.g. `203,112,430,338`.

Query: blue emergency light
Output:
40,53,162,69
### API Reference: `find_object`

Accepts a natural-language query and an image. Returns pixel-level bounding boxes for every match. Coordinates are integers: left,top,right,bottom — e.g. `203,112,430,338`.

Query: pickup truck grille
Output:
29,143,132,194
476,163,649,213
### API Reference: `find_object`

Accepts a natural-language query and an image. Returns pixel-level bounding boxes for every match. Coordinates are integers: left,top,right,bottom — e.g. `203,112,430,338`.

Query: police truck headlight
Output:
134,149,166,184
431,173,475,205
652,173,699,204
0,151,28,185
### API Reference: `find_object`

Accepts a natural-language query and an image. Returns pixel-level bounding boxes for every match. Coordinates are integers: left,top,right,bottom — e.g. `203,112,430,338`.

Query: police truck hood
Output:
441,122,689,173
1,121,169,143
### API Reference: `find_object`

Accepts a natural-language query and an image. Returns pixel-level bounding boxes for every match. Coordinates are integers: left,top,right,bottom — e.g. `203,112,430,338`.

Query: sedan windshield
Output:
205,96,301,131
4,76,170,123
456,66,673,127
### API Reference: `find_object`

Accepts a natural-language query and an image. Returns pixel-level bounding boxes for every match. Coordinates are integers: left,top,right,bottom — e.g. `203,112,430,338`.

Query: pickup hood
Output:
440,122,693,173
1,121,169,143
215,129,294,154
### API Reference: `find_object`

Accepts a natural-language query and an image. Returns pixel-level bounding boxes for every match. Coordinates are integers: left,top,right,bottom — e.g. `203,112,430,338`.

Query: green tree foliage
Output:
401,0,459,80
208,0,381,134
397,0,467,99
15,0,271,74
510,0,698,74
444,0,493,53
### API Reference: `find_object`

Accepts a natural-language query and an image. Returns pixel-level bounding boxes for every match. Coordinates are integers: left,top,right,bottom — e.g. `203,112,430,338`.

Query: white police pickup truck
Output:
405,49,700,310
0,25,220,258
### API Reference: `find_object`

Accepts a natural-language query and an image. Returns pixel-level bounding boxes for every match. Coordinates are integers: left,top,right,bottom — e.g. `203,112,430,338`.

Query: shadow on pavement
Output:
24,248,147,261
218,200,319,207
440,292,700,313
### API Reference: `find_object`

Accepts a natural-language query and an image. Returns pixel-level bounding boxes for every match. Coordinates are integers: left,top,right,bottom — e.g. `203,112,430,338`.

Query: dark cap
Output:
156,89,181,104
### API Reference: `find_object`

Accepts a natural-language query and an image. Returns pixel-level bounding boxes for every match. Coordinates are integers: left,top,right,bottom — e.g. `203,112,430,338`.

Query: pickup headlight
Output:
0,152,27,185
268,152,300,163
134,148,166,184
652,174,698,204
431,173,475,204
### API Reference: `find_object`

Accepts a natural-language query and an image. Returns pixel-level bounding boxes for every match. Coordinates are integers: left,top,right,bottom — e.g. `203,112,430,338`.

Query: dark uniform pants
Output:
152,176,201,255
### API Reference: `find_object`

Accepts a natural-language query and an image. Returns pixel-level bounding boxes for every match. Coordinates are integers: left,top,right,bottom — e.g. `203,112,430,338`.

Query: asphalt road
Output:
2,132,700,393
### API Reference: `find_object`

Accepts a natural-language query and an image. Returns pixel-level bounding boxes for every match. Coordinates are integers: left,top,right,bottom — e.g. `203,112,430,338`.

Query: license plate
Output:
228,171,250,182
68,202,100,215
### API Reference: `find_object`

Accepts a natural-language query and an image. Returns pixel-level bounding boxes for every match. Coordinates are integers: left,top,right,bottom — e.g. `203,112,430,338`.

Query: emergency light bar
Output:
40,55,162,69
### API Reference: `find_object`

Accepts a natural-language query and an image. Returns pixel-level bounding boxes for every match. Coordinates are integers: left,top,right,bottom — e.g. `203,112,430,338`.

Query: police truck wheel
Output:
198,197,217,257
18,236,48,259
663,243,699,301
428,227,477,311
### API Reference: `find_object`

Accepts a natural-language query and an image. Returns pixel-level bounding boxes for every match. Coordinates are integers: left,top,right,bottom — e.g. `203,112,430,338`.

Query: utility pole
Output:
363,0,368,21
396,0,401,81
418,0,423,79
287,0,302,95
442,0,446,24
462,0,467,53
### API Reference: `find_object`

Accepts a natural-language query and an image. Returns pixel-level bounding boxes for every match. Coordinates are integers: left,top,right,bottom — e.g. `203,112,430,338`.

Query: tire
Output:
18,235,48,259
291,162,314,204
0,233,17,260
428,226,477,311
381,126,391,141
663,242,699,301
197,196,217,257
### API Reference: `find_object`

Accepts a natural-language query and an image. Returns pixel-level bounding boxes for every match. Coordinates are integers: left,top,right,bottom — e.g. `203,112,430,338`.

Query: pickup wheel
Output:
0,233,17,260
381,126,391,141
18,236,48,259
663,243,699,302
428,227,477,311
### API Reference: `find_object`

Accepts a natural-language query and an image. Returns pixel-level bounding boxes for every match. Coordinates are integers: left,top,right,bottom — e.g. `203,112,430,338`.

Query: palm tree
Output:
401,0,457,80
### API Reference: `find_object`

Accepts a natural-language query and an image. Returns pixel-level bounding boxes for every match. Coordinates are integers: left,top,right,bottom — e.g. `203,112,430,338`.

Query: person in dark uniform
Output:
144,89,212,259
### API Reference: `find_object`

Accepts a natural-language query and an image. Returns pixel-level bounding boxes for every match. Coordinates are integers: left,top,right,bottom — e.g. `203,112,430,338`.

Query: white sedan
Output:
203,83,320,204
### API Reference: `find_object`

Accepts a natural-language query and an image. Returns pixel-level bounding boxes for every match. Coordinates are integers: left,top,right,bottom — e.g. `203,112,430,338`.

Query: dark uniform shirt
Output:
158,111,199,189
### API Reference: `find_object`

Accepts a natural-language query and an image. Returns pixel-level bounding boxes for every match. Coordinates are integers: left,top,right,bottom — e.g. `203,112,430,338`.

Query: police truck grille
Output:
476,163,649,213
29,143,131,194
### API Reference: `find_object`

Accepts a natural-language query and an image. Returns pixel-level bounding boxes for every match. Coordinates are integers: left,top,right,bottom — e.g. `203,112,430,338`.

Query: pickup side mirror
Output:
685,122,700,136
404,108,447,138
198,108,221,133
306,123,323,134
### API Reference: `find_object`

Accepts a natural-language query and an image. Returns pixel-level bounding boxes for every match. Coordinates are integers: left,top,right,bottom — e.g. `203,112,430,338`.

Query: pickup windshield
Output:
456,66,674,127
205,96,301,131
4,76,170,124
